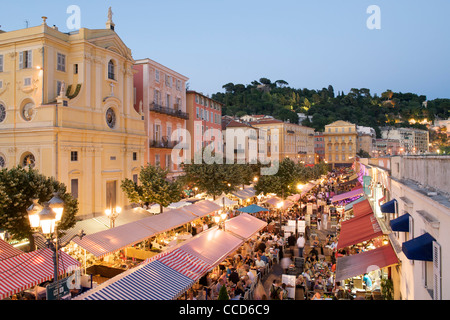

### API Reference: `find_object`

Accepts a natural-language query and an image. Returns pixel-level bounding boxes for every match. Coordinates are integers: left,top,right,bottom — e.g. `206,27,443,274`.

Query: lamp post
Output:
105,206,122,228
214,210,228,231
27,193,85,300
277,201,284,235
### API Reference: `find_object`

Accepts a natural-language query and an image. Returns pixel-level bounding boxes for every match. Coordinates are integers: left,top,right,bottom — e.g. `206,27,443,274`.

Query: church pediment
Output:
89,34,133,61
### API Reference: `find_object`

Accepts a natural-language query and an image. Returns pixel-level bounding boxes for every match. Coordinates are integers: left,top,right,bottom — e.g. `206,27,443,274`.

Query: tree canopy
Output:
121,164,182,213
254,158,329,198
0,166,78,248
212,78,450,139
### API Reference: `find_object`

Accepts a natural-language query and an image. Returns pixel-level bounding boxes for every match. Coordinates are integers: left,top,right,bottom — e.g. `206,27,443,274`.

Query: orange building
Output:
186,91,223,158
133,58,189,177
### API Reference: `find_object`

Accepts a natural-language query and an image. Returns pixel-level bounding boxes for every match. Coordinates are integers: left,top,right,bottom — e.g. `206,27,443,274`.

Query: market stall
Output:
0,239,23,260
224,213,268,240
0,248,81,299
75,213,268,301
337,214,384,250
236,204,269,214
331,188,364,203
335,244,398,282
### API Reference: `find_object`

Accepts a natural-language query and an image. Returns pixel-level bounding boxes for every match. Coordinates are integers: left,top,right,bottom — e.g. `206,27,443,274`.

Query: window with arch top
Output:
108,60,115,80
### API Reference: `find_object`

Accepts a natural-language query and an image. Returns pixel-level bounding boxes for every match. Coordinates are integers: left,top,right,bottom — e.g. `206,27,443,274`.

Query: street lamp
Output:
27,195,85,300
277,201,284,234
214,210,228,230
105,206,122,228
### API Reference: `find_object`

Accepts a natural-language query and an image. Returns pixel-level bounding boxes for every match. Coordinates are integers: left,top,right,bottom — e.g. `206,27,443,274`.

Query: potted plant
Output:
218,285,229,300
381,278,394,300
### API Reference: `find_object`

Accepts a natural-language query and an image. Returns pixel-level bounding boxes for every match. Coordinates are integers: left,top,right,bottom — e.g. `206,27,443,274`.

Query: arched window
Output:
22,153,35,168
108,60,115,80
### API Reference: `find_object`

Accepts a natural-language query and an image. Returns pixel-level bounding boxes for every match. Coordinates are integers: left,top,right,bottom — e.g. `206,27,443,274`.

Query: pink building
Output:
133,58,189,177
186,91,223,157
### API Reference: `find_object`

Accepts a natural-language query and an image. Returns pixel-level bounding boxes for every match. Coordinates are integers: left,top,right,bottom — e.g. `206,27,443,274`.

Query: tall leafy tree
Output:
180,162,245,200
121,164,182,213
0,166,78,249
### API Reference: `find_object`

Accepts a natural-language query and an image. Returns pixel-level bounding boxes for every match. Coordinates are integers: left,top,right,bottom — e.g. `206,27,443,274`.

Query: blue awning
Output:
390,213,410,232
237,204,269,214
83,260,194,300
381,199,397,214
402,233,436,262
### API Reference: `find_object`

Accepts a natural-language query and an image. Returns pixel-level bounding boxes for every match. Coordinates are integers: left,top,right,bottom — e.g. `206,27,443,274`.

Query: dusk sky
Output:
1,0,449,100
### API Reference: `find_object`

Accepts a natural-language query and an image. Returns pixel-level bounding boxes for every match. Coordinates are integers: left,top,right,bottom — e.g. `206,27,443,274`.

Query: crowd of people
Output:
180,168,370,301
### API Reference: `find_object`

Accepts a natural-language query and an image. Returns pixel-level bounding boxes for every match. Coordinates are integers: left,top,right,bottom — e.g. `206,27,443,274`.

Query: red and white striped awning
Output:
182,200,221,218
72,222,157,258
0,248,81,299
137,208,196,234
0,239,23,261
157,248,212,281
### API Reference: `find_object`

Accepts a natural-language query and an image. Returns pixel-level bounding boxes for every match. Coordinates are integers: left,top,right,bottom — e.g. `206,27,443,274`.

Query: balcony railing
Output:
149,136,177,149
150,103,189,120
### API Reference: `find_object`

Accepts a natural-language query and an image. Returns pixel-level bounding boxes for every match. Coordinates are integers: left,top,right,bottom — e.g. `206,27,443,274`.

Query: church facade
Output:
0,13,146,219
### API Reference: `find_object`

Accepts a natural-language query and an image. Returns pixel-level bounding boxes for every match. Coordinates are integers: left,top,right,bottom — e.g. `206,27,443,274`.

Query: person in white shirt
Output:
296,234,305,257
245,264,256,283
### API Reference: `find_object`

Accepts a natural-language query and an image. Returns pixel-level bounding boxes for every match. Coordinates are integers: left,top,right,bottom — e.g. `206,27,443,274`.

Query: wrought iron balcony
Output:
149,136,177,149
149,103,189,120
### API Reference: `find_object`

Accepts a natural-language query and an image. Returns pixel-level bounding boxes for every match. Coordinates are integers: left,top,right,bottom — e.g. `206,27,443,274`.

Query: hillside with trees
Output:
211,78,450,138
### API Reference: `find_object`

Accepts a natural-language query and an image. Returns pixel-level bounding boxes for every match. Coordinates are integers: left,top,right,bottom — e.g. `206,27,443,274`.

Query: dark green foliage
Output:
212,79,450,139
121,164,182,213
0,166,78,245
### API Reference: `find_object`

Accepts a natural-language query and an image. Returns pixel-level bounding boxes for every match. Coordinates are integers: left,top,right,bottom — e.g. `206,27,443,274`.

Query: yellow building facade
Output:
249,118,315,164
0,16,146,219
324,120,357,168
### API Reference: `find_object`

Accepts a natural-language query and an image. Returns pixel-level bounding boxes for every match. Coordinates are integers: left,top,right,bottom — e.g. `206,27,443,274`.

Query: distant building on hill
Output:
380,127,429,154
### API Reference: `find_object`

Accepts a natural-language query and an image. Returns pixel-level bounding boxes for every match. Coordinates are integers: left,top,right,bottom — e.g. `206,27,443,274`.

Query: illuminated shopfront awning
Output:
402,233,435,262
352,199,374,219
335,244,398,281
390,213,410,232
344,196,365,211
337,214,383,250
331,188,364,203
381,199,397,214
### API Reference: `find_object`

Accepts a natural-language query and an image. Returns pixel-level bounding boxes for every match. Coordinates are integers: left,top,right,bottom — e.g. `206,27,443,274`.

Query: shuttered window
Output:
57,53,66,72
433,242,441,300
19,50,32,69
